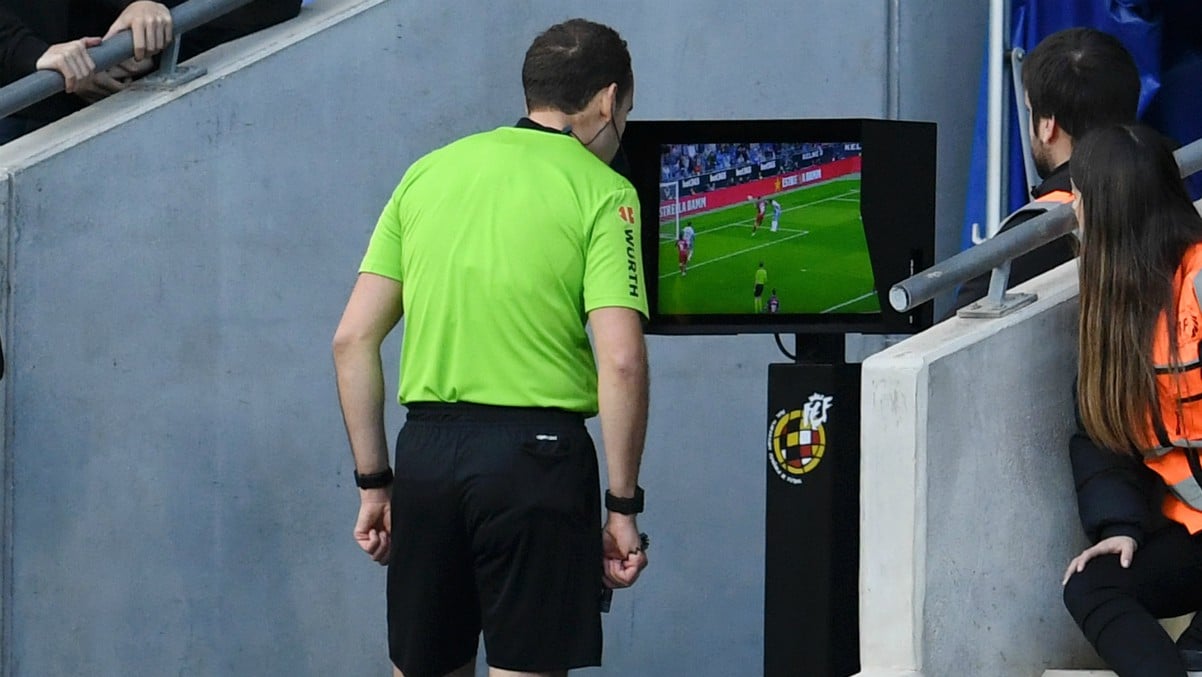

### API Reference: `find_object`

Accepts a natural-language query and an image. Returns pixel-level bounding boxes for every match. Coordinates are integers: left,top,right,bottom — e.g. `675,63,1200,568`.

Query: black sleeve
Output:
1069,432,1166,547
155,0,301,28
89,0,136,13
946,210,1076,317
0,7,49,86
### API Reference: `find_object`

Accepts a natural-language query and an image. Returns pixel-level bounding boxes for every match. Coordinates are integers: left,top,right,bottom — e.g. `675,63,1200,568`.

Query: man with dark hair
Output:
333,17,648,677
953,27,1140,311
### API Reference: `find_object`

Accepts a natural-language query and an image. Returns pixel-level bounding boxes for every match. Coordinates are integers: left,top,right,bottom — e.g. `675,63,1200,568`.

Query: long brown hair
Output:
1075,124,1202,452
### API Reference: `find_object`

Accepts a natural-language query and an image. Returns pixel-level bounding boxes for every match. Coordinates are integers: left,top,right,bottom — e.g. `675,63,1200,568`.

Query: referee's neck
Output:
527,110,574,134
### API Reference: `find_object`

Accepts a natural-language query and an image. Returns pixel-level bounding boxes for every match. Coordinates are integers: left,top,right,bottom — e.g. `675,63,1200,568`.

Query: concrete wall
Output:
0,0,990,675
858,263,1104,676
895,1,990,314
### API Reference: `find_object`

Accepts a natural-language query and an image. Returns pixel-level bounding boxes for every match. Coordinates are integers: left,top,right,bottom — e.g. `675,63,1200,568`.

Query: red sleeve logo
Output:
618,205,636,224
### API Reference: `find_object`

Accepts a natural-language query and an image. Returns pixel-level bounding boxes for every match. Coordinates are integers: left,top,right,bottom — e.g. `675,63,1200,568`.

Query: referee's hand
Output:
354,488,392,565
602,514,648,589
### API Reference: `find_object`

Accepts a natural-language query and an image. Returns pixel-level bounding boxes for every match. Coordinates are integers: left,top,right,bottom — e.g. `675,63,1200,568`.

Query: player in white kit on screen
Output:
681,221,696,261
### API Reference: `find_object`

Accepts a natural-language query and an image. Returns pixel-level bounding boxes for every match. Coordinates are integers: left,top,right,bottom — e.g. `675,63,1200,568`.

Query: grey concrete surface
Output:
0,0,990,675
895,1,990,318
860,263,1105,676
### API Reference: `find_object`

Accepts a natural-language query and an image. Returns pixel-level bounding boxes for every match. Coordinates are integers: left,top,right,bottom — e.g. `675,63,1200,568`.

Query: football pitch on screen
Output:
657,178,879,316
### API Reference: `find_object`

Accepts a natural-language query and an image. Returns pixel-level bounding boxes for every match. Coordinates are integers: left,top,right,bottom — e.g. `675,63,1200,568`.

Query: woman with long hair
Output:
1064,122,1202,676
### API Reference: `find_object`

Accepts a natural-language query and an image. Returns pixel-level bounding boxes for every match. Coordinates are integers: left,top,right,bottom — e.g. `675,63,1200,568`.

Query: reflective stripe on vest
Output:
1144,243,1202,532
1172,473,1202,506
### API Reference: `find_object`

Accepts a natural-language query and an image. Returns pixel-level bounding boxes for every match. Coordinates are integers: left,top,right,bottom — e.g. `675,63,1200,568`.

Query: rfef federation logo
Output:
767,393,833,485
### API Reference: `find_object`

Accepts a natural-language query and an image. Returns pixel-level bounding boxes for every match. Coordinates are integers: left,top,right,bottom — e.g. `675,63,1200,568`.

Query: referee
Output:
333,18,650,677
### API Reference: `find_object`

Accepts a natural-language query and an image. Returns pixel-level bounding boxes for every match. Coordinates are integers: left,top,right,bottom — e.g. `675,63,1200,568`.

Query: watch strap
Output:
605,485,645,514
354,467,394,489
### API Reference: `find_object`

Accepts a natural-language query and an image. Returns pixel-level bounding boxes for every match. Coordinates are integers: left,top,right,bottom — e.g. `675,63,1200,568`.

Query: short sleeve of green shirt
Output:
359,187,404,282
583,187,649,318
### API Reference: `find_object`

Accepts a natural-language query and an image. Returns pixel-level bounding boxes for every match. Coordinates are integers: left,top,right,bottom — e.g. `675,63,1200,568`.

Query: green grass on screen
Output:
658,178,879,315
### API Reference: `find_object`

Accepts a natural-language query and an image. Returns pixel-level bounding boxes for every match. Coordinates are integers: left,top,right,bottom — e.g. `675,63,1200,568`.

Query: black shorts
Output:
754,283,765,297
387,402,603,676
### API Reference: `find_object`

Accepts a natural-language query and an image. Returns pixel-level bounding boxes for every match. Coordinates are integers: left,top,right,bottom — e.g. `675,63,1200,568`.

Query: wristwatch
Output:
605,486,645,515
354,467,394,489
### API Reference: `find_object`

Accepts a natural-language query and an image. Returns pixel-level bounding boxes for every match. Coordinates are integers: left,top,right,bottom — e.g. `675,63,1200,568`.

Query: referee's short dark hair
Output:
522,19,632,115
1021,27,1140,139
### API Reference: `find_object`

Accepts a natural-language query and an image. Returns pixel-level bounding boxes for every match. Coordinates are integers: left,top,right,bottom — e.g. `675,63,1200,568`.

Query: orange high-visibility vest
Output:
1039,190,1075,205
1144,243,1202,533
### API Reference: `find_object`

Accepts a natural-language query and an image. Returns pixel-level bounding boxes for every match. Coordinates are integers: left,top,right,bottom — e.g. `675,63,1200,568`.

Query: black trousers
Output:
1063,523,1202,676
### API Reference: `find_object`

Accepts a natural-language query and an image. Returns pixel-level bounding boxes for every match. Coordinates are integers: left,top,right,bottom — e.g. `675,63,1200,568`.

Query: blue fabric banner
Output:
960,39,992,252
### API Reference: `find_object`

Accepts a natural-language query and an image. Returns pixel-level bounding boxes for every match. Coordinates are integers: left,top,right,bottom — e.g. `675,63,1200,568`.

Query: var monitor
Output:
620,118,936,335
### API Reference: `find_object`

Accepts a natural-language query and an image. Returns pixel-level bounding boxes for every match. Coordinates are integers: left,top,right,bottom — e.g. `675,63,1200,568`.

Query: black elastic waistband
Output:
404,401,584,426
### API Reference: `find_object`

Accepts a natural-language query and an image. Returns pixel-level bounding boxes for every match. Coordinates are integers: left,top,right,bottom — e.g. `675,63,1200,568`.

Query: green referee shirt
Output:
360,120,647,415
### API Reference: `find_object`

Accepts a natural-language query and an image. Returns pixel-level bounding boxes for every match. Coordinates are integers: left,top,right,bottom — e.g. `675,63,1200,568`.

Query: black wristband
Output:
354,467,394,489
605,486,645,515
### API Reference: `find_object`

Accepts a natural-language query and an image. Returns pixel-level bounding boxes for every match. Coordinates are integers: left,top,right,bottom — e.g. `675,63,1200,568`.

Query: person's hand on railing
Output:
73,56,157,103
34,38,102,94
109,57,156,84
73,70,126,104
103,2,174,61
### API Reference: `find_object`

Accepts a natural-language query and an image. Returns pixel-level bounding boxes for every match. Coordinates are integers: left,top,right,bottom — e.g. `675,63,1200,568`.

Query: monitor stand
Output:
764,333,861,677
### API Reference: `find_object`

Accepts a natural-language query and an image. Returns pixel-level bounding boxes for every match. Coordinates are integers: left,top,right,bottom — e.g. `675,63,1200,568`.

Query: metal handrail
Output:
0,0,256,120
1179,138,1202,180
890,135,1202,315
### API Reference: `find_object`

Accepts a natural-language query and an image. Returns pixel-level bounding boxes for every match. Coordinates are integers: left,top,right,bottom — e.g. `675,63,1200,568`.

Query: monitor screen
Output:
656,141,875,317
620,119,935,335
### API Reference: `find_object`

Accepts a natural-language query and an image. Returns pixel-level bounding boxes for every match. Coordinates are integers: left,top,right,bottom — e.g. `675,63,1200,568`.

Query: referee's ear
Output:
597,83,619,124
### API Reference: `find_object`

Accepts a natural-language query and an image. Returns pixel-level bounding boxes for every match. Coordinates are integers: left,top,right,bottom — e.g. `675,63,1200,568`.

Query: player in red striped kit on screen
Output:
749,194,766,236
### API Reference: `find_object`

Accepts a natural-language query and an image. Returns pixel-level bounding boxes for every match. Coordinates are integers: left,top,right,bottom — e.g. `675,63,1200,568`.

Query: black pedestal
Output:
763,343,861,677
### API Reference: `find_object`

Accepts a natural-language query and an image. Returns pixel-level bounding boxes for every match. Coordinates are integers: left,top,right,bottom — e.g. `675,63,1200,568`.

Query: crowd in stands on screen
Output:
0,0,301,143
660,141,853,182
